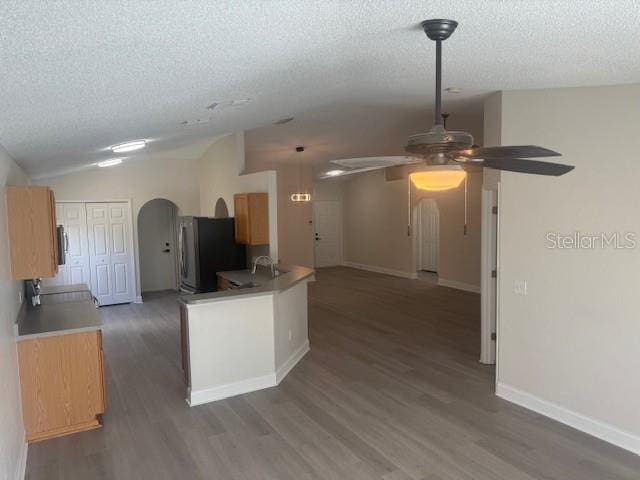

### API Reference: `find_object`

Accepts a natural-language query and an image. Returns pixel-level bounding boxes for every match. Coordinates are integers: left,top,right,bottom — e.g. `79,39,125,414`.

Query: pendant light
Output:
291,146,311,202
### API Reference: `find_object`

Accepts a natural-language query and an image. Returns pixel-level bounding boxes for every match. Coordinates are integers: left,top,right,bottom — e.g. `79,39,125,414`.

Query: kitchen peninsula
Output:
179,264,314,406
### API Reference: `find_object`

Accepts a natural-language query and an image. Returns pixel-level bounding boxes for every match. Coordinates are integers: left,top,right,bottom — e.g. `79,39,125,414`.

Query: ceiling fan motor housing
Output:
405,125,474,162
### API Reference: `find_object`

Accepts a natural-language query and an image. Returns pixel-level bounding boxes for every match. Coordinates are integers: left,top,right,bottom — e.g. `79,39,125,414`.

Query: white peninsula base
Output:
179,268,313,406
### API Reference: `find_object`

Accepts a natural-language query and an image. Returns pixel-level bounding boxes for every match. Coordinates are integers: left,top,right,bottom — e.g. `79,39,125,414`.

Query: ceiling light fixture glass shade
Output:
111,140,146,153
325,169,345,177
410,165,466,191
97,158,123,168
291,193,311,202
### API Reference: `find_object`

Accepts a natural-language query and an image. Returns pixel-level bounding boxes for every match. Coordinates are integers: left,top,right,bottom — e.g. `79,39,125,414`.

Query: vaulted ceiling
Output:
2,1,639,178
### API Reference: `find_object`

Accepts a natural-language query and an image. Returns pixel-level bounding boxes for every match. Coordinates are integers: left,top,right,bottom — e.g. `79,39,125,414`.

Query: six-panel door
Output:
87,203,135,306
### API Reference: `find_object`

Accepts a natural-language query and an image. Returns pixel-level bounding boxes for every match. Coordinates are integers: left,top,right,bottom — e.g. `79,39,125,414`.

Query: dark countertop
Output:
16,284,101,341
179,264,315,306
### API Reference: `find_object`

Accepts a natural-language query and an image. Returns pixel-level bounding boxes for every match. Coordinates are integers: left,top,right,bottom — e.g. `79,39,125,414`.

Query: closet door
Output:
63,203,91,287
108,203,135,304
42,203,91,288
87,202,136,306
87,204,113,306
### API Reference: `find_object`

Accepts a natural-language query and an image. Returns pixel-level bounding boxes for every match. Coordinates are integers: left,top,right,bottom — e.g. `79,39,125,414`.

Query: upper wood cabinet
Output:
7,186,59,279
234,193,269,245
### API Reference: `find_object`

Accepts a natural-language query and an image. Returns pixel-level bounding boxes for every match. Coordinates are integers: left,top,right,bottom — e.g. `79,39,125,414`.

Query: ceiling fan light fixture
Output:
410,165,466,191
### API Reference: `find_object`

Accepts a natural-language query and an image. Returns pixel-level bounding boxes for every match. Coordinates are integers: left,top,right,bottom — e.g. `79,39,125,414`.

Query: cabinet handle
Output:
64,233,69,253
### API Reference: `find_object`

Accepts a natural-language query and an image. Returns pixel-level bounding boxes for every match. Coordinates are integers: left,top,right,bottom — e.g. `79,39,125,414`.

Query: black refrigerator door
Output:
196,218,246,292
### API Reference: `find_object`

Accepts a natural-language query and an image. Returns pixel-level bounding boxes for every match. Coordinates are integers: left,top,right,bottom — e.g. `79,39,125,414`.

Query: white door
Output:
138,200,178,292
43,203,91,288
87,202,135,306
313,201,341,267
62,203,91,287
420,199,439,272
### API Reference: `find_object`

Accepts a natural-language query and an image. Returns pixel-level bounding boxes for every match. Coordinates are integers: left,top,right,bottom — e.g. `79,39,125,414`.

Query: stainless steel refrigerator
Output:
178,217,246,293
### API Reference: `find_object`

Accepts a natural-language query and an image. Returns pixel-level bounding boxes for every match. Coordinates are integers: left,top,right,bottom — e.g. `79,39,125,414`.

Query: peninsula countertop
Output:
179,264,315,306
16,284,101,340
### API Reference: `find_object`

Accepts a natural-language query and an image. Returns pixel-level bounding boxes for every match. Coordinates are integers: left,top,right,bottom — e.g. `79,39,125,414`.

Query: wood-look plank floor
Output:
26,267,640,479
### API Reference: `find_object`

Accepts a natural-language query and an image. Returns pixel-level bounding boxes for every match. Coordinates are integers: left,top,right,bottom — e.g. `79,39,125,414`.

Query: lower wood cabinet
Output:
17,330,106,443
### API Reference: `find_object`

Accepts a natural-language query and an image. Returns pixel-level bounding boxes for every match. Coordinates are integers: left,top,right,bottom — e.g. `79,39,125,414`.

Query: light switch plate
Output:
514,280,527,296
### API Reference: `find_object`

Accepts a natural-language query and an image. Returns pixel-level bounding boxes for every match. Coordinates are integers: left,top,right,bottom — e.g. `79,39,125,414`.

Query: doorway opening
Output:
138,199,179,295
414,198,440,280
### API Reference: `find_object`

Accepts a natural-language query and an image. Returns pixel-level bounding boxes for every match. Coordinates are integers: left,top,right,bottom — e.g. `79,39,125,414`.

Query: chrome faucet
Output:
251,256,275,277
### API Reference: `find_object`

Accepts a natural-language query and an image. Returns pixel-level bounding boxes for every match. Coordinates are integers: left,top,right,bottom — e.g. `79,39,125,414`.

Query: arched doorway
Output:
138,199,179,294
416,198,440,274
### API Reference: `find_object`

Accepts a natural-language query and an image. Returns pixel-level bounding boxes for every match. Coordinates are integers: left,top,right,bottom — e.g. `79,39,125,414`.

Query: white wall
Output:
0,145,29,480
38,155,201,299
198,134,278,262
492,84,640,453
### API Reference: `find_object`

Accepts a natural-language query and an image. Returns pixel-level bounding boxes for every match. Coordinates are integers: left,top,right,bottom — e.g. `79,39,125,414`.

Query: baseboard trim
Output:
496,382,640,456
342,262,418,280
275,340,310,384
134,295,143,304
188,373,276,407
437,278,481,293
15,440,27,480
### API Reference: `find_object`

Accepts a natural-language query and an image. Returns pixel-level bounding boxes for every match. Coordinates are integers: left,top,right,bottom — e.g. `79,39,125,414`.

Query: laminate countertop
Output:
179,264,315,306
16,284,101,341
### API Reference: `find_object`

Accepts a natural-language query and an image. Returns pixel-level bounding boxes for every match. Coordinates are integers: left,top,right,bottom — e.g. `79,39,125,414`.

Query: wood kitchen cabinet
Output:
6,186,59,279
17,330,106,443
234,192,269,245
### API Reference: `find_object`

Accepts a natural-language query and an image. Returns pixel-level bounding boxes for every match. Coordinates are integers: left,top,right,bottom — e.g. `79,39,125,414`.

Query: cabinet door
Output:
7,186,58,279
234,194,249,244
247,193,269,245
18,331,104,442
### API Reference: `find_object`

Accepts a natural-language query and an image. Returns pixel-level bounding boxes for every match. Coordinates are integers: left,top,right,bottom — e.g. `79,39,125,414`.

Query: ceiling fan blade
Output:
330,156,422,169
478,158,574,176
460,145,561,159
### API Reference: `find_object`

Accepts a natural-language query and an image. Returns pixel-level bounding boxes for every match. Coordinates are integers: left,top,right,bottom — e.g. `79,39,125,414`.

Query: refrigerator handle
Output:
179,225,187,277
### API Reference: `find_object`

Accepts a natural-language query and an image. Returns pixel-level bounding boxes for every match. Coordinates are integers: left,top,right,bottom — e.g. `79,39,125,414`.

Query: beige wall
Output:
339,114,484,286
244,154,314,268
0,144,29,479
198,133,278,262
492,85,640,449
40,154,202,299
414,171,482,286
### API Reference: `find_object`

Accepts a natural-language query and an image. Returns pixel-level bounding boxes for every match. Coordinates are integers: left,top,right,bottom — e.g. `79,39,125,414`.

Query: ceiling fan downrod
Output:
421,19,458,126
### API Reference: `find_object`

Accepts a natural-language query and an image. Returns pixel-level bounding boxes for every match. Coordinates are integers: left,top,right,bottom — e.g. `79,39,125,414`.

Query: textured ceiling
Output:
2,1,639,178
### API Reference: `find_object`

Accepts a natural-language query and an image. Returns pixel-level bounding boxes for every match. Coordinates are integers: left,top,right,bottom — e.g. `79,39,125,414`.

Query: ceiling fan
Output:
321,19,574,182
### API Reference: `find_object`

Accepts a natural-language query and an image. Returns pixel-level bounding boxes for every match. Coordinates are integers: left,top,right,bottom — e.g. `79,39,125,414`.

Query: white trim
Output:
135,295,143,304
14,441,27,480
480,188,498,364
437,277,480,293
275,340,310,384
187,373,276,406
496,383,640,456
342,261,418,280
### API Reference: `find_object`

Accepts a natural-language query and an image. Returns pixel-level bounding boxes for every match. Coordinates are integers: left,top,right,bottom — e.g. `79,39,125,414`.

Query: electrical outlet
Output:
288,329,292,341
513,280,528,296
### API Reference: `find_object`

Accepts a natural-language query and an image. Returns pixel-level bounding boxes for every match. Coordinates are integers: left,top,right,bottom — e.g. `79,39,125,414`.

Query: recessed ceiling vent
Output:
207,98,253,110
274,116,294,125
